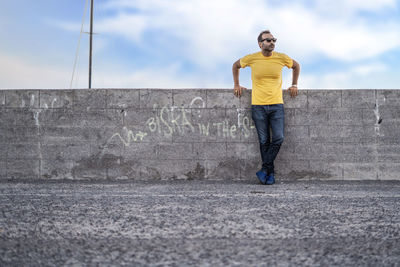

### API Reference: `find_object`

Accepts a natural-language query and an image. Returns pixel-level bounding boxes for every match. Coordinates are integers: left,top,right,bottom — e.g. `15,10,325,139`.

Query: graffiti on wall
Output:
107,96,255,148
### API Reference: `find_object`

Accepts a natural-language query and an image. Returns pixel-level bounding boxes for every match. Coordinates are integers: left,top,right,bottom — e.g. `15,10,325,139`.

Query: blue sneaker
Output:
266,173,275,185
256,170,267,185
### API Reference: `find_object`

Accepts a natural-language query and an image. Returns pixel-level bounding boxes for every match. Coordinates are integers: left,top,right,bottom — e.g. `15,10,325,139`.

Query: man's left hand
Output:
288,86,298,98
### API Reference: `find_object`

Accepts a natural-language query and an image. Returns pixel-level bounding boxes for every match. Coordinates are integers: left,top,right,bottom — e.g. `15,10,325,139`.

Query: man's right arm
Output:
232,59,247,97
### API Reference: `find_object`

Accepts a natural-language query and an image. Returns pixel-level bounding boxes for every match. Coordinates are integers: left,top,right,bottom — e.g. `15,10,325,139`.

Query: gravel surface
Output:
0,180,399,266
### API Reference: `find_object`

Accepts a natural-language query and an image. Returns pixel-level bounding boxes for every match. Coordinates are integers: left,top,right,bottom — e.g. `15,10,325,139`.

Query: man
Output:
232,30,300,185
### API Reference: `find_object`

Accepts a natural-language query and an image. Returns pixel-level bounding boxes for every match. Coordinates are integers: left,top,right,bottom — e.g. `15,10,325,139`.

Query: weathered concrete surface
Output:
0,180,399,266
1,89,400,181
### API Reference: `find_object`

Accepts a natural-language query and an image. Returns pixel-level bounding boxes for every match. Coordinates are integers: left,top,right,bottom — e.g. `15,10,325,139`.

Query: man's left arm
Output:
288,59,300,98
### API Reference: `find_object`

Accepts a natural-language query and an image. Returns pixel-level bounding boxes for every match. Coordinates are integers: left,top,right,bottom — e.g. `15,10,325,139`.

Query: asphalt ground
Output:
0,179,399,266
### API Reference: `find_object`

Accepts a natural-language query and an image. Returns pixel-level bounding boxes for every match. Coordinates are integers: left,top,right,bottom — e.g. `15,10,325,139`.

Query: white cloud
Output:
352,62,388,76
297,62,391,89
96,13,149,44
94,0,400,67
93,64,229,88
0,51,226,89
0,53,70,89
313,0,398,14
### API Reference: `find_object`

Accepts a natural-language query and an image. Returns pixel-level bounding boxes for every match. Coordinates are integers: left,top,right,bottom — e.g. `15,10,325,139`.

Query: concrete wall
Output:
0,89,399,180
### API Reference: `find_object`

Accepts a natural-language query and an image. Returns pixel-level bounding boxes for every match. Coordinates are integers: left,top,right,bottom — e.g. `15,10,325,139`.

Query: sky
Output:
0,0,400,90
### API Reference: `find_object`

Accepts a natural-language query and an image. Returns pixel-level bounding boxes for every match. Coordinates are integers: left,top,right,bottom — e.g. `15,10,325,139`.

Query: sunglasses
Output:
260,38,277,43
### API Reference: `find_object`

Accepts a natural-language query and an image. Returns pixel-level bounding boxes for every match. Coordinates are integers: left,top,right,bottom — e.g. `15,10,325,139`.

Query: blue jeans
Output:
251,104,285,175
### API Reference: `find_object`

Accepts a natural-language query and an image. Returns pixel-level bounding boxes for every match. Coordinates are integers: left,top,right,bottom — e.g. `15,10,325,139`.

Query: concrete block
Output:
0,91,5,107
307,90,341,108
0,143,7,159
310,125,375,143
123,108,157,126
283,89,307,108
7,159,40,179
206,90,240,109
141,107,194,140
378,106,400,123
362,108,378,125
227,142,259,160
140,89,172,108
227,108,258,142
342,163,377,180
72,155,108,179
122,142,157,160
1,127,39,143
40,127,91,142
7,143,41,159
108,89,140,109
98,126,151,148
140,159,206,180
241,160,258,180
328,108,363,126
225,108,256,142
40,90,73,109
284,125,309,143
94,142,124,159
377,145,400,163
276,142,298,161
0,160,6,178
206,158,241,180
7,109,42,127
275,160,311,179
344,145,377,163
125,106,194,133
378,125,400,144
284,108,295,125
169,108,224,142
173,89,207,108
73,89,108,110
38,109,72,126
0,109,14,126
41,142,91,160
193,142,226,160
5,90,39,108
377,90,400,107
378,163,400,180
294,143,336,160
106,158,141,180
41,159,74,179
109,124,171,144
76,110,121,127
342,90,375,108
218,110,241,142
40,110,123,128
171,123,218,143
242,127,258,143
286,108,329,126
239,89,252,108
157,142,193,160
308,161,343,179
79,110,124,128
0,128,12,143
192,108,225,127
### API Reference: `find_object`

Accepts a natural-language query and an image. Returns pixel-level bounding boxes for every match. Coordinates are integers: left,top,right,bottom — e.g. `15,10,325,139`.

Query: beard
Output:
263,45,274,52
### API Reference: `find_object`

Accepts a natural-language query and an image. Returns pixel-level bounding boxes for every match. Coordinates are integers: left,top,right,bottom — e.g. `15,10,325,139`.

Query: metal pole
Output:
89,0,93,89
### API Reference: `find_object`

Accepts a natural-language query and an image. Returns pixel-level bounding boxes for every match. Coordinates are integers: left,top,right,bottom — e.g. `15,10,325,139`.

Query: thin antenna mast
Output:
89,0,94,89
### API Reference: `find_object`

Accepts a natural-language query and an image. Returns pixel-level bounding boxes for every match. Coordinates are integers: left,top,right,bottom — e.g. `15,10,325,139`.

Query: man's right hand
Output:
234,85,247,97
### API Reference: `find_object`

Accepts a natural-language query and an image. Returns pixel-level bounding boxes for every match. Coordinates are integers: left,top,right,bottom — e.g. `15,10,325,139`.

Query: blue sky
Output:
1,0,400,89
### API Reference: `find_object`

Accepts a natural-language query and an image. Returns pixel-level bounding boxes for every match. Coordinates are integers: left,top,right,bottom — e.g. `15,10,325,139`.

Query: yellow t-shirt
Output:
240,51,293,105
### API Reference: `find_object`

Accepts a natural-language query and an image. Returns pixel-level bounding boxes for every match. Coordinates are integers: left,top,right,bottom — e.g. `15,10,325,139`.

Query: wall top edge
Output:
0,88,399,91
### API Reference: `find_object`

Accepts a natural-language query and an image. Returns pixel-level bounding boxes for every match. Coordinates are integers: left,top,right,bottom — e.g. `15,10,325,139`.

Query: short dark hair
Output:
257,30,271,42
